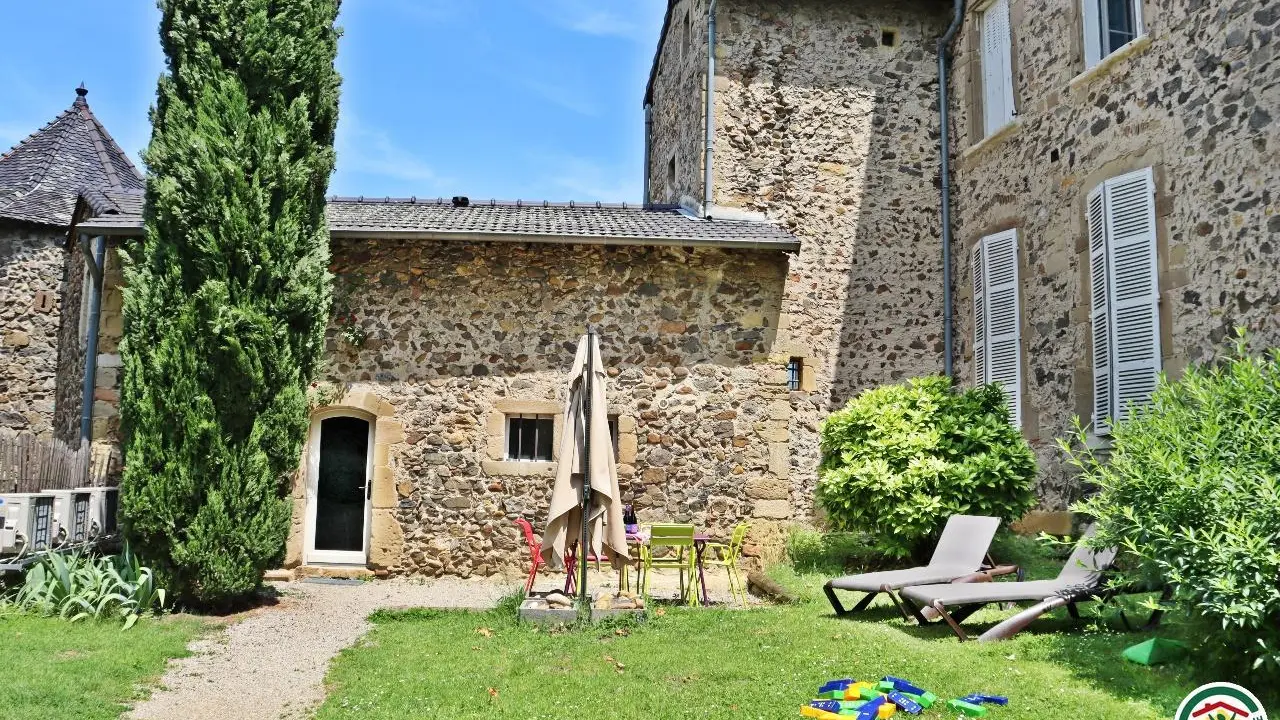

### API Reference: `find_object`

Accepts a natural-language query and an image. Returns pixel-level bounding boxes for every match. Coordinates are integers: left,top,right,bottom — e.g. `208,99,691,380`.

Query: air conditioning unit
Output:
46,489,94,545
0,493,56,555
74,487,119,538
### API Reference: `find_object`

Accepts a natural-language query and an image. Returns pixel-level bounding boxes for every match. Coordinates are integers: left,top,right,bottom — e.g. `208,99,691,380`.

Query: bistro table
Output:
625,529,710,605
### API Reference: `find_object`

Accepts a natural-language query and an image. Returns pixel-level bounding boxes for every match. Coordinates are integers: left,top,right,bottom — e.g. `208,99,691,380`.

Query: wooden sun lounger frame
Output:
908,583,1173,641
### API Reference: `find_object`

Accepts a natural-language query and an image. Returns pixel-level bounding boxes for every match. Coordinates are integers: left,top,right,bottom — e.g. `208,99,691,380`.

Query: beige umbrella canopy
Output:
540,333,629,575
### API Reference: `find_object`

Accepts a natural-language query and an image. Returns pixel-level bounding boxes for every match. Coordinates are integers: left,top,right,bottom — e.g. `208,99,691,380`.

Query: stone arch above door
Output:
285,387,405,571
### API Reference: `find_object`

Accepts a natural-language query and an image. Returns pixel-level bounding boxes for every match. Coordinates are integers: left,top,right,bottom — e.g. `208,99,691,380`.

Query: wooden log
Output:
746,570,797,604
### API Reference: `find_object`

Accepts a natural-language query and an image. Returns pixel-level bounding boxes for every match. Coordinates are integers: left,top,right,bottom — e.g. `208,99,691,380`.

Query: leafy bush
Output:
1069,338,1280,678
8,546,167,628
817,376,1037,560
784,526,882,574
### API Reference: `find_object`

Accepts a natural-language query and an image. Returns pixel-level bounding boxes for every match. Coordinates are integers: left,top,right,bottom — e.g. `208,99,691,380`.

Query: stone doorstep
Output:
290,565,375,581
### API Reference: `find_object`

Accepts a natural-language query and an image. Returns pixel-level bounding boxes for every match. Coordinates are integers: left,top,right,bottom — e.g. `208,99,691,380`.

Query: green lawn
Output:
0,611,205,719
317,539,1260,720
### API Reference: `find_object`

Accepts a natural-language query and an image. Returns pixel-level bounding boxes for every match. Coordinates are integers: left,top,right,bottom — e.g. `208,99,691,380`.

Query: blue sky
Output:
0,1,666,202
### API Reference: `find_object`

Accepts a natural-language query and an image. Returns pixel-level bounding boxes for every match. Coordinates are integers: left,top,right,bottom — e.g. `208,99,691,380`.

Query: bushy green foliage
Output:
1069,338,1280,678
784,526,881,574
120,0,341,606
817,376,1037,559
8,547,166,628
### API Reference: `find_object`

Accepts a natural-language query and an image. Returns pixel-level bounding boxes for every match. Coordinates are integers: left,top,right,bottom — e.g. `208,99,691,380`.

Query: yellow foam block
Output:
799,707,841,720
878,702,897,719
844,682,876,701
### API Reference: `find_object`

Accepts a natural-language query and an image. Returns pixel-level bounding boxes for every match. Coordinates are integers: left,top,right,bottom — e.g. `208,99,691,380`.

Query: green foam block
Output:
876,680,897,693
906,691,937,709
1122,638,1188,666
947,699,988,717
859,687,882,701
818,689,846,699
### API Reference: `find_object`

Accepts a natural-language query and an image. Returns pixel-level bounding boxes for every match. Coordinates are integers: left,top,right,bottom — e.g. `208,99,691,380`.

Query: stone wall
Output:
665,0,952,513
0,221,71,437
949,0,1280,506
51,241,88,444
646,0,713,206
290,238,796,576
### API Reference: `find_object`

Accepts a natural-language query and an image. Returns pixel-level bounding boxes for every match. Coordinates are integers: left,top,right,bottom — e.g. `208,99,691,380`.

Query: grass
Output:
316,536,1270,719
0,610,205,719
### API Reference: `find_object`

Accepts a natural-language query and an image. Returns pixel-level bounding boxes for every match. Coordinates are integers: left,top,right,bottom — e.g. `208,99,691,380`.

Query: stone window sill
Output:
1084,431,1112,452
1068,35,1153,91
481,459,556,477
959,117,1023,164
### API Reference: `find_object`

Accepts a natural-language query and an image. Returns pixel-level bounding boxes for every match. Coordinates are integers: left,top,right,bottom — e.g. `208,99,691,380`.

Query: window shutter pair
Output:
1088,167,1161,431
981,0,1015,136
972,229,1022,426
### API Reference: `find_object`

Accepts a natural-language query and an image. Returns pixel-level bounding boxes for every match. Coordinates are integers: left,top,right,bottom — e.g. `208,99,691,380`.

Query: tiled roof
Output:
79,197,800,250
0,86,144,226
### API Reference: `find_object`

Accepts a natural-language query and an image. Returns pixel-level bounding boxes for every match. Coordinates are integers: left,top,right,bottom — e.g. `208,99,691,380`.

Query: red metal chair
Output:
564,541,604,595
515,518,544,595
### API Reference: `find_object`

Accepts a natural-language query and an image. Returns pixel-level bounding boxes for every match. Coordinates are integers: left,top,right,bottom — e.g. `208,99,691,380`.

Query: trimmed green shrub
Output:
784,526,882,574
120,1,341,606
1069,337,1280,678
8,546,166,628
817,376,1037,560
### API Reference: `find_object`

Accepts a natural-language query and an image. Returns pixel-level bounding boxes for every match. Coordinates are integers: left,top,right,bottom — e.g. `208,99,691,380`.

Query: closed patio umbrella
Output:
541,329,629,603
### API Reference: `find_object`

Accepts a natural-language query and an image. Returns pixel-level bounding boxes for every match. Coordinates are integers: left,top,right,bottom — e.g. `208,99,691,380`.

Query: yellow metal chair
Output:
640,523,698,606
703,523,750,606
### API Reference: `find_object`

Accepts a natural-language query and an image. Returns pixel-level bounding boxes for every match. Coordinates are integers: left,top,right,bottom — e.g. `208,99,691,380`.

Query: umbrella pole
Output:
578,326,596,609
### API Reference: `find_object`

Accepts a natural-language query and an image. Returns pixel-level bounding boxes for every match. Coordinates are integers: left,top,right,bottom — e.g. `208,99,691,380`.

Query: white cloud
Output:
535,0,664,42
333,113,451,194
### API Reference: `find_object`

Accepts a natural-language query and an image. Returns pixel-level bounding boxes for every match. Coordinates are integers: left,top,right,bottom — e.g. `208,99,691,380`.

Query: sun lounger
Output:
899,527,1122,641
823,515,1017,620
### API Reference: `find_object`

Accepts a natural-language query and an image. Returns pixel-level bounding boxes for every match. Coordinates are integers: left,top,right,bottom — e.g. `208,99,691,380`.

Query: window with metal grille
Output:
506,414,554,462
32,497,53,550
73,493,90,542
1081,0,1143,68
787,358,803,391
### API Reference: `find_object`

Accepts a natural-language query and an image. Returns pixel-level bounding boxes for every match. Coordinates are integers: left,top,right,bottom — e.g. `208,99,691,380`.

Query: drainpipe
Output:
702,0,718,217
937,0,965,380
642,103,653,206
79,234,105,444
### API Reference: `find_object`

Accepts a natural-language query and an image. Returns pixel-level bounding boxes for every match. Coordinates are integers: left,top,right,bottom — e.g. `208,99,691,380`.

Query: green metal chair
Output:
703,522,750,606
640,523,698,606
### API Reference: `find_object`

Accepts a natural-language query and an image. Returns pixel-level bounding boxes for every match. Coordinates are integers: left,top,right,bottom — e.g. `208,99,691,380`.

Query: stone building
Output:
947,0,1279,506
645,0,1278,511
0,86,143,445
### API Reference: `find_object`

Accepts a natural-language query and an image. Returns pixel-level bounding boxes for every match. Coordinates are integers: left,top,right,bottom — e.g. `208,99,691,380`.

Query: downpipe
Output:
938,0,965,380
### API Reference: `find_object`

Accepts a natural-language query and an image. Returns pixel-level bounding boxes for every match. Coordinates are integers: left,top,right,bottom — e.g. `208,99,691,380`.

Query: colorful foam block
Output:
837,700,868,714
960,694,1009,707
818,689,847,699
811,700,843,713
845,682,876,701
882,676,927,696
877,702,897,719
946,699,989,717
913,692,938,709
858,686,883,701
887,691,923,715
820,678,855,694
856,695,886,720
800,706,842,719
876,680,897,693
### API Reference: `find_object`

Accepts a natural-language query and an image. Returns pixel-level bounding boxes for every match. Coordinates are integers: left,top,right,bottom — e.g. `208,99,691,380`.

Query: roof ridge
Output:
76,96,143,186
324,195,685,211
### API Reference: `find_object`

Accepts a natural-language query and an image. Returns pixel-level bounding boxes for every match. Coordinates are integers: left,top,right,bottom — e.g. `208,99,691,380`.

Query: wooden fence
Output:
0,434,114,493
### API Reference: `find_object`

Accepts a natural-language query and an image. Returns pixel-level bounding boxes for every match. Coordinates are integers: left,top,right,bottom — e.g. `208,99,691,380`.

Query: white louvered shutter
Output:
982,0,1014,136
982,230,1022,425
1081,0,1103,67
1103,168,1161,424
1087,186,1112,430
972,243,988,387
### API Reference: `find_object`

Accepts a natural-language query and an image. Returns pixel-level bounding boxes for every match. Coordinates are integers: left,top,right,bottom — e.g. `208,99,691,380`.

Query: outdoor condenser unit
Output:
0,493,56,555
46,489,93,545
74,487,119,538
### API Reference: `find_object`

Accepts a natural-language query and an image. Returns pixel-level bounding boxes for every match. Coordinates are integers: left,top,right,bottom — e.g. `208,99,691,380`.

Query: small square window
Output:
607,416,620,462
506,414,554,462
787,357,803,391
880,28,898,47
667,155,677,198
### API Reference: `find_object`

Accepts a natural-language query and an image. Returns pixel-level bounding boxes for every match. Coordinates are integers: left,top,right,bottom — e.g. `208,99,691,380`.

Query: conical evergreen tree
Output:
120,0,341,607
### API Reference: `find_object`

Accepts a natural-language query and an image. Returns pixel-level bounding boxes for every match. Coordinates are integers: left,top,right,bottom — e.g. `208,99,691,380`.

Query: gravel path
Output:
127,568,747,720
126,577,517,720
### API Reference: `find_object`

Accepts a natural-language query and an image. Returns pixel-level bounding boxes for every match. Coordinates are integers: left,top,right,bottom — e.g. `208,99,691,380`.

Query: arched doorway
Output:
304,410,374,566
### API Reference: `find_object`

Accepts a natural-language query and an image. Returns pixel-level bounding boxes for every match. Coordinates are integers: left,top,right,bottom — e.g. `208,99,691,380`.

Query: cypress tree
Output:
120,0,341,606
